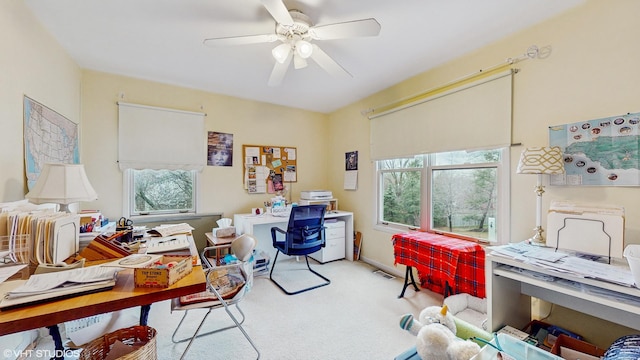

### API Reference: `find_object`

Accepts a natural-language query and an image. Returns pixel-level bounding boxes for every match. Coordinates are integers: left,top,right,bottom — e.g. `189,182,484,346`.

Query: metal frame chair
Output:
171,238,260,359
269,205,330,295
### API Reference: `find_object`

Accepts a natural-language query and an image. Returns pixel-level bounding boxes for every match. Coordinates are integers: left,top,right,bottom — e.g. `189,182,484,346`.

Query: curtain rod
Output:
363,45,547,118
117,101,207,117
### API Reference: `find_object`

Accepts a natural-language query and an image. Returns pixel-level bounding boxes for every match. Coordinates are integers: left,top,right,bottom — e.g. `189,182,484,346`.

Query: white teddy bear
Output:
399,305,481,360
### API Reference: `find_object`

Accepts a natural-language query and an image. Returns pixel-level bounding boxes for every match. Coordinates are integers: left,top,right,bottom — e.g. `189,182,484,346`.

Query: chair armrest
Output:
271,227,287,246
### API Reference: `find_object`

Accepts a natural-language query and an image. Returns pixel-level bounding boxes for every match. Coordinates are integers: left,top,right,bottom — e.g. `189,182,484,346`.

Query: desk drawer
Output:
325,221,345,239
311,222,345,263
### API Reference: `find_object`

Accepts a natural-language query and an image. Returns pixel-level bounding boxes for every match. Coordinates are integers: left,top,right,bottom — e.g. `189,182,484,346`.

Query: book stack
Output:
252,250,270,275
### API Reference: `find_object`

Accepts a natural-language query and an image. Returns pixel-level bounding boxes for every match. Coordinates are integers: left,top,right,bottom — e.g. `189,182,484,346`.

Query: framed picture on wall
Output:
346,151,358,171
207,131,233,167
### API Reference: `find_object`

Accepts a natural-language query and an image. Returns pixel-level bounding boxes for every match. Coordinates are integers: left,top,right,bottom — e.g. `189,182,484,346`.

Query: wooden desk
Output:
0,266,206,336
392,231,485,298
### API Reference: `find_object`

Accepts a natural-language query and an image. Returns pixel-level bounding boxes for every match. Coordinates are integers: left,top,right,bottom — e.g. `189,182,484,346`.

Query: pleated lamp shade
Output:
26,163,98,211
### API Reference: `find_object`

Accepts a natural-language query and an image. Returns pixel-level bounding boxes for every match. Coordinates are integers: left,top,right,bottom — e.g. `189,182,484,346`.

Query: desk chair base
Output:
269,251,330,295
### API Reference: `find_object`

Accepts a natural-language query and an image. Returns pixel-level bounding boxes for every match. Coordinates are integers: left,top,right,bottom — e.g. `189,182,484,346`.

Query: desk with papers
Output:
0,267,206,336
0,232,206,358
486,242,640,334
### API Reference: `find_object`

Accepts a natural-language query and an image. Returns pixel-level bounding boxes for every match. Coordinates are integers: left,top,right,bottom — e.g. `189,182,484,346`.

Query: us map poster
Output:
549,112,640,186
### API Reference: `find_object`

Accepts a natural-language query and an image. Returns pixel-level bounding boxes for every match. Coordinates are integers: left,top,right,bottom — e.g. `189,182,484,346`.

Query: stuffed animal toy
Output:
399,305,481,360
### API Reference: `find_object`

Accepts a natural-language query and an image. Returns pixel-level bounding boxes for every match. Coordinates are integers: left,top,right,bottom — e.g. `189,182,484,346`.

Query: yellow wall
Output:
327,0,640,346
330,0,640,272
0,0,81,201
80,70,329,218
3,0,640,347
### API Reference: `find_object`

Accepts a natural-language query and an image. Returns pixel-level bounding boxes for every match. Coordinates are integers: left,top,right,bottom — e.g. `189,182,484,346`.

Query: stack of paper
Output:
0,209,80,266
147,223,194,237
489,242,635,287
0,266,119,309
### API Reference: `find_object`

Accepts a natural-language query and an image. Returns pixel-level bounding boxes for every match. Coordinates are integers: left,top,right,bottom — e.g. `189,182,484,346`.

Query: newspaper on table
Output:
489,241,635,287
5,266,119,299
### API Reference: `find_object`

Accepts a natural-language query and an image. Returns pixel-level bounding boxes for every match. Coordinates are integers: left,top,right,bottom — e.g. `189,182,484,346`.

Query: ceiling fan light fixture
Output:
272,43,292,63
295,40,313,59
293,53,308,69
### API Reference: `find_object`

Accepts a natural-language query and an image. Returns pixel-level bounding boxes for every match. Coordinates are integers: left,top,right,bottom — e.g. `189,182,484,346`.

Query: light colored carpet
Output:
25,259,442,360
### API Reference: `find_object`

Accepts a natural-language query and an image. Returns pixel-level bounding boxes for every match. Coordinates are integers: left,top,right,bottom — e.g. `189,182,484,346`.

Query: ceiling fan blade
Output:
260,0,294,26
310,18,381,40
309,44,352,78
204,34,279,46
268,51,292,86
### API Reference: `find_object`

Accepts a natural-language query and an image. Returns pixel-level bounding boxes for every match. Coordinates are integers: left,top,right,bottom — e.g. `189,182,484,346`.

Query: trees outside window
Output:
378,148,505,243
128,169,196,215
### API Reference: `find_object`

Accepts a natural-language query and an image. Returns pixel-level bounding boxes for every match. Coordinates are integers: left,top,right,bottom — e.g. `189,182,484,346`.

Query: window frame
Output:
375,147,510,244
376,157,424,230
122,168,200,219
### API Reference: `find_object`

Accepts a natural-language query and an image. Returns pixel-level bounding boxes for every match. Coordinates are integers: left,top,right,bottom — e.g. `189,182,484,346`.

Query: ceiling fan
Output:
203,0,381,86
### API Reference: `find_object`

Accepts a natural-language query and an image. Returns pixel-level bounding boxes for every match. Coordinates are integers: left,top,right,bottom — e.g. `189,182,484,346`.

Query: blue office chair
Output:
270,205,330,295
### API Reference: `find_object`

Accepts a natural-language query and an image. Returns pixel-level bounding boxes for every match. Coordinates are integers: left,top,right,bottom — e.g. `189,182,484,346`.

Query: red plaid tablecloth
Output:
392,232,485,298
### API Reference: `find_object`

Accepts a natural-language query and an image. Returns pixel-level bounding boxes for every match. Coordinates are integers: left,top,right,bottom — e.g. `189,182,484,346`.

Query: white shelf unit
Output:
298,198,338,212
310,220,345,263
486,253,640,333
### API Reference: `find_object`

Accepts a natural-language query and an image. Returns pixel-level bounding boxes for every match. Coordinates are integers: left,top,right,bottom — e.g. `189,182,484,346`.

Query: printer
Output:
300,190,333,200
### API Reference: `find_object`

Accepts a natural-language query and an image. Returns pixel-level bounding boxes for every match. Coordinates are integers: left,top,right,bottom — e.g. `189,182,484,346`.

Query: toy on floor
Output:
399,305,481,360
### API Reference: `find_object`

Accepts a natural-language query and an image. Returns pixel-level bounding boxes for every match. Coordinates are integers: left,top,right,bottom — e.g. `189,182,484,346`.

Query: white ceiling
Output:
24,0,584,114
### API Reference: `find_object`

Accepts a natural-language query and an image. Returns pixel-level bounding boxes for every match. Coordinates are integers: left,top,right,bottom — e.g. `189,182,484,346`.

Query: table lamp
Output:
516,146,564,246
26,163,98,212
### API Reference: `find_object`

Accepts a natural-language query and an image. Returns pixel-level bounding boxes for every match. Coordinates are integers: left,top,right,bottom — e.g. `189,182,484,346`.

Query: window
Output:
117,102,205,218
378,156,423,228
126,169,197,216
377,148,508,243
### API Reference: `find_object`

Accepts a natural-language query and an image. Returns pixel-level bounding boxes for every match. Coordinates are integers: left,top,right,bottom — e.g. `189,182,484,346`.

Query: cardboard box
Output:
551,334,605,359
134,255,192,288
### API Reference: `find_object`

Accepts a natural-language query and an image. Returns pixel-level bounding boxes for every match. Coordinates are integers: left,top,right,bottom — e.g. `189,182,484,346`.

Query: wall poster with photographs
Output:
242,144,297,194
549,111,640,186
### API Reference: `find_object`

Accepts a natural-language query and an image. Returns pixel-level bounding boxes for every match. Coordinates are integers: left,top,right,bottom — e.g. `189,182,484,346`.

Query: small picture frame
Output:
346,151,358,171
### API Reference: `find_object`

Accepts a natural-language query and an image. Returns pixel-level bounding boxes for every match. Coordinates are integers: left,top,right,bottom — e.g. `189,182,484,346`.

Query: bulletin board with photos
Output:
242,144,297,194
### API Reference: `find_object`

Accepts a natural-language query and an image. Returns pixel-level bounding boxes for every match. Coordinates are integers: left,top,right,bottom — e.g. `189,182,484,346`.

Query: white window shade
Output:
118,102,206,171
370,70,513,160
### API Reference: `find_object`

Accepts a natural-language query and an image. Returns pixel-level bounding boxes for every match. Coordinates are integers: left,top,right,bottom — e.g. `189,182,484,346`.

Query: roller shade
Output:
118,102,206,171
370,70,513,160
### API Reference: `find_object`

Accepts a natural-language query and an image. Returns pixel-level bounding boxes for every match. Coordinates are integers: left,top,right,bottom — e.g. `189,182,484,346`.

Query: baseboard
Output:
360,256,404,278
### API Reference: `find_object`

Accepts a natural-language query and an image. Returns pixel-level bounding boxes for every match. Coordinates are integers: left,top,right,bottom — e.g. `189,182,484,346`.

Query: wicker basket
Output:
79,325,157,360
